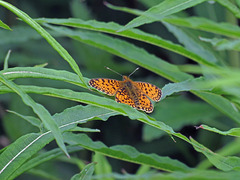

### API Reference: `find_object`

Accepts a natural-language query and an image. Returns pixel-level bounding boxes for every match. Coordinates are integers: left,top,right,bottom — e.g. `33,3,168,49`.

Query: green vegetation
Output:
1,0,240,179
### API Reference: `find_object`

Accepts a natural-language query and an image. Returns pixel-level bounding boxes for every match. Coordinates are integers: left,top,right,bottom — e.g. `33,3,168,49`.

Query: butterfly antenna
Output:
128,67,139,77
105,66,123,77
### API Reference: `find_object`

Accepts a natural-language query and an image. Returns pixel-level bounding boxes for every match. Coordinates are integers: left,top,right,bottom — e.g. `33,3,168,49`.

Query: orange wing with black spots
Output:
115,87,153,113
89,75,161,113
134,88,153,113
134,81,162,101
115,87,136,108
89,78,121,96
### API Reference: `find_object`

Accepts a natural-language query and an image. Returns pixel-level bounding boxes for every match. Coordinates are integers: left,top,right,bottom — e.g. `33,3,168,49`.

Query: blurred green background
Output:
0,0,237,179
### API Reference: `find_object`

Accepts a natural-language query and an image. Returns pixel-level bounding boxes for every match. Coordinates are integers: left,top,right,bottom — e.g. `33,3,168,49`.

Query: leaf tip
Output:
195,125,204,130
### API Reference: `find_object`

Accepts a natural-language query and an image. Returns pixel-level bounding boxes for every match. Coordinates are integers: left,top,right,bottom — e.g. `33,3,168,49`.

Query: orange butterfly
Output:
89,68,162,113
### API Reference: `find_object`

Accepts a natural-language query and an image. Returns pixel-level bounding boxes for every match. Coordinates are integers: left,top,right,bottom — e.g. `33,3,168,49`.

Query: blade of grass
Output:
0,19,11,30
3,50,11,70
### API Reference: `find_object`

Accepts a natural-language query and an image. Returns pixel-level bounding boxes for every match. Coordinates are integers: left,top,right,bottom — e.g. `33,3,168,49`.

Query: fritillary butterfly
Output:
89,68,162,113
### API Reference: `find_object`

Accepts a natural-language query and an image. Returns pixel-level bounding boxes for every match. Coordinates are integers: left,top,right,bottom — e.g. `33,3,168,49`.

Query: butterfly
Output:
89,68,162,113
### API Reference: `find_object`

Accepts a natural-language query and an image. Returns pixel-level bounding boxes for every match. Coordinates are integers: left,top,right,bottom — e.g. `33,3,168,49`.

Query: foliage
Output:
0,0,240,179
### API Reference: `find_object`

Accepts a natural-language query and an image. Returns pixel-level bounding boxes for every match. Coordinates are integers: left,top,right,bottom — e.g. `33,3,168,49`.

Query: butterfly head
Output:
105,66,139,81
123,75,129,81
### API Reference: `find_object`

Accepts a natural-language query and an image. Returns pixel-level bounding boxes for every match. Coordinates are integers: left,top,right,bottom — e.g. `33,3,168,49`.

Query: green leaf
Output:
190,137,240,171
64,132,191,172
105,2,240,39
33,21,240,124
35,17,216,67
163,22,220,64
143,97,219,141
3,50,11,70
71,162,95,180
70,127,100,133
0,73,69,157
136,165,151,175
200,37,240,51
161,77,210,100
134,169,240,179
163,16,240,38
0,0,86,86
92,152,113,180
194,91,240,125
0,19,11,30
198,139,240,170
6,110,41,128
216,0,240,18
0,133,47,179
9,146,82,179
2,67,86,88
118,0,206,32
0,105,116,179
44,24,192,82
198,124,240,137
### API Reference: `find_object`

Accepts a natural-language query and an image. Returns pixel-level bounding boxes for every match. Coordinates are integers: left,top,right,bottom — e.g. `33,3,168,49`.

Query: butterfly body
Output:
89,75,161,113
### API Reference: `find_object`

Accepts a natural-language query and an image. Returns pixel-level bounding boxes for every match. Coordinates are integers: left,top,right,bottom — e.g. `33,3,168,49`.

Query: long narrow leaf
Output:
0,0,86,86
36,18,216,67
216,0,240,18
163,16,240,38
0,19,11,30
198,125,240,137
118,0,206,32
42,25,240,124
71,162,95,180
10,146,82,179
44,24,192,82
0,105,117,179
2,67,86,88
191,138,240,171
64,132,191,172
0,73,69,157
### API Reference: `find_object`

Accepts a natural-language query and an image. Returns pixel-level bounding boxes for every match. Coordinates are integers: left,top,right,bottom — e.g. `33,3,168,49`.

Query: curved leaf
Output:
191,137,240,171
0,73,69,158
71,162,95,180
0,19,11,30
198,125,240,137
35,18,216,67
0,105,117,179
0,0,86,86
118,0,206,32
64,133,191,172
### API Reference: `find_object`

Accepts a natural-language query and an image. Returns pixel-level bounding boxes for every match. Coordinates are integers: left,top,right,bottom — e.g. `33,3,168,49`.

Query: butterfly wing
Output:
133,81,162,102
115,87,136,108
135,88,154,113
89,78,121,96
115,87,153,113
